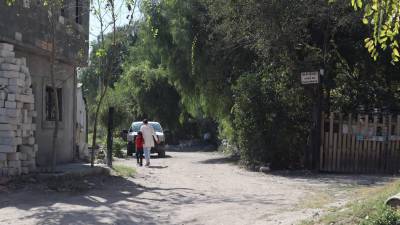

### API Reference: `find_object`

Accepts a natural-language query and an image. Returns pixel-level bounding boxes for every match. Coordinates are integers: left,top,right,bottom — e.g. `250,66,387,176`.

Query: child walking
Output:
135,131,144,166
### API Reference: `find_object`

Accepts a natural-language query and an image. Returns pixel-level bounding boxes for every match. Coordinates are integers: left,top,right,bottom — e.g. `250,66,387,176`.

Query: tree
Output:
89,0,137,167
107,61,182,130
141,0,400,168
81,0,400,168
349,0,400,62
48,0,62,172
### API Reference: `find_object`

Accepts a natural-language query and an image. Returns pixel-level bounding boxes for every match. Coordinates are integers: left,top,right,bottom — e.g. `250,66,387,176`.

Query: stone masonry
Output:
0,43,37,176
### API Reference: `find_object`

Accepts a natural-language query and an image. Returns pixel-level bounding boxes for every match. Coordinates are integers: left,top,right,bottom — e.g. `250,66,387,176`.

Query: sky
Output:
89,0,140,44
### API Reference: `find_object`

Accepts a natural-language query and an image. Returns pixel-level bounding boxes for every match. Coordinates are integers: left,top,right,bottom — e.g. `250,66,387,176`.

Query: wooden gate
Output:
320,112,400,173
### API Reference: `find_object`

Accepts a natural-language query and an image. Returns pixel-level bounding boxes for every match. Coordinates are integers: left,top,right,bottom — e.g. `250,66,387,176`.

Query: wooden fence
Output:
320,112,400,173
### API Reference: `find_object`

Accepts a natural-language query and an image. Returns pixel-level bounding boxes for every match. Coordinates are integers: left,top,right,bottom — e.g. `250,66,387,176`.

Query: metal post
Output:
301,70,323,170
310,70,323,170
73,67,77,161
106,107,114,167
313,79,323,170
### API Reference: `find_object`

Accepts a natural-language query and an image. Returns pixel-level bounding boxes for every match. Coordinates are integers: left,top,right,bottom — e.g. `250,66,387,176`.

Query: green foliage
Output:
82,0,400,169
5,0,60,6
132,0,400,167
112,165,136,177
112,137,126,158
361,206,400,225
142,0,235,119
5,0,15,6
99,61,181,131
196,0,400,167
80,26,134,129
124,63,180,129
349,0,400,63
99,89,130,130
232,70,309,167
232,74,268,164
302,180,400,225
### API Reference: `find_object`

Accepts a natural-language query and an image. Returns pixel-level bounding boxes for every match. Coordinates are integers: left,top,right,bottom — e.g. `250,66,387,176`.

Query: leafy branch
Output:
350,0,400,63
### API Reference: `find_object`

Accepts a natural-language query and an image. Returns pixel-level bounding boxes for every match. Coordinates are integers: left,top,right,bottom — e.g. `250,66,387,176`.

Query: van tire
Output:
127,141,134,156
158,148,166,158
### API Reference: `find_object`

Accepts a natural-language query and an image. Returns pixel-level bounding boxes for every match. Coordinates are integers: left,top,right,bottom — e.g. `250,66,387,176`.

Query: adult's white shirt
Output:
140,124,158,148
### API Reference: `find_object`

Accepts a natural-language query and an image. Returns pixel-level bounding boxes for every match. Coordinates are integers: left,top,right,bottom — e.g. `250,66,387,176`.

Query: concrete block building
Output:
0,0,89,167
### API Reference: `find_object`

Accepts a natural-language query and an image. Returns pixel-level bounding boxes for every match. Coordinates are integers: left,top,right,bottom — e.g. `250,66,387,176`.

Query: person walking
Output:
135,131,144,166
140,119,159,166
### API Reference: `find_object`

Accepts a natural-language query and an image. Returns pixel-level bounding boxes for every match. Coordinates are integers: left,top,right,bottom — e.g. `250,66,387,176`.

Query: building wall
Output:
76,84,88,160
0,0,89,65
15,51,76,165
0,0,89,166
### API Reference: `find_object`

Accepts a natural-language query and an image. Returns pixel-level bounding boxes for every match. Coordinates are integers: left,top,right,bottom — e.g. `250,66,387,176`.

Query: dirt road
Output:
0,150,394,225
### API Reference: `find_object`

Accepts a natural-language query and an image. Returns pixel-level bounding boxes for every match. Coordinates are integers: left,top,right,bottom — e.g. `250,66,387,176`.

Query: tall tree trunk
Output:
90,0,117,167
90,0,105,167
91,85,108,167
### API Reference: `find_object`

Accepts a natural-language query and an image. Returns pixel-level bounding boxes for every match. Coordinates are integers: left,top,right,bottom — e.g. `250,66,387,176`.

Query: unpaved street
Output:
0,150,394,225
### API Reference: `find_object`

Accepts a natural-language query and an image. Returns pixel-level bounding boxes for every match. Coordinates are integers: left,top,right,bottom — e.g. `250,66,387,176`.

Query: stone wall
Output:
0,43,37,176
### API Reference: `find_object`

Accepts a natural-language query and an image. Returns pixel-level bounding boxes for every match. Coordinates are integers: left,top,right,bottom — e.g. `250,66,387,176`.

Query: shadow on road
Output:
0,175,192,225
196,154,397,187
269,171,397,187
197,155,239,165
2,151,398,225
148,166,169,169
164,144,217,153
150,155,172,159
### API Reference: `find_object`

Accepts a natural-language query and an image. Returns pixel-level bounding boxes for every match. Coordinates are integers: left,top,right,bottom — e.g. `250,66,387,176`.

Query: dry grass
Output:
298,191,336,209
112,165,136,177
300,179,400,225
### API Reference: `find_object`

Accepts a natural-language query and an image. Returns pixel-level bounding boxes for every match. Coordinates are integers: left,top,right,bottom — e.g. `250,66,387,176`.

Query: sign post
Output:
301,70,322,170
301,71,320,85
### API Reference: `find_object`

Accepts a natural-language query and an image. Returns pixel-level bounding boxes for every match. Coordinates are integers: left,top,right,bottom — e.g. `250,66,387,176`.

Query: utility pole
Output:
73,68,77,161
313,69,324,170
301,71,322,170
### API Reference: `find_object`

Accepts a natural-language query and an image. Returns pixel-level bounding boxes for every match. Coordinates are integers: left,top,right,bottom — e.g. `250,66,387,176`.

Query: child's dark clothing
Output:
135,135,144,166
136,148,143,165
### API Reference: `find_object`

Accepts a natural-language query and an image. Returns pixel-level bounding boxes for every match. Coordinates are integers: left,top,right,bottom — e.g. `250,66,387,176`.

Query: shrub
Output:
361,205,400,225
231,71,310,169
112,165,136,177
113,137,126,158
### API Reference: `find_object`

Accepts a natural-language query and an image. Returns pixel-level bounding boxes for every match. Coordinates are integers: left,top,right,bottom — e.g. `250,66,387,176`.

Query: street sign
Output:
301,71,319,84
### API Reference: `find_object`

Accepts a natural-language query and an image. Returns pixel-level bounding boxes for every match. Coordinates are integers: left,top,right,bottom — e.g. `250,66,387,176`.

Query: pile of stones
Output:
0,43,37,176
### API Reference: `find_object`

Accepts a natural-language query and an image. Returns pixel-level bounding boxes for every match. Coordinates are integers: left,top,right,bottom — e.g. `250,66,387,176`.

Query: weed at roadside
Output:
298,190,336,210
301,179,400,225
112,165,136,177
360,205,400,225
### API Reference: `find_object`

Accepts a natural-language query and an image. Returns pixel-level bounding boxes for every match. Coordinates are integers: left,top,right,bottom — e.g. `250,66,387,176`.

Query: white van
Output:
126,121,166,157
